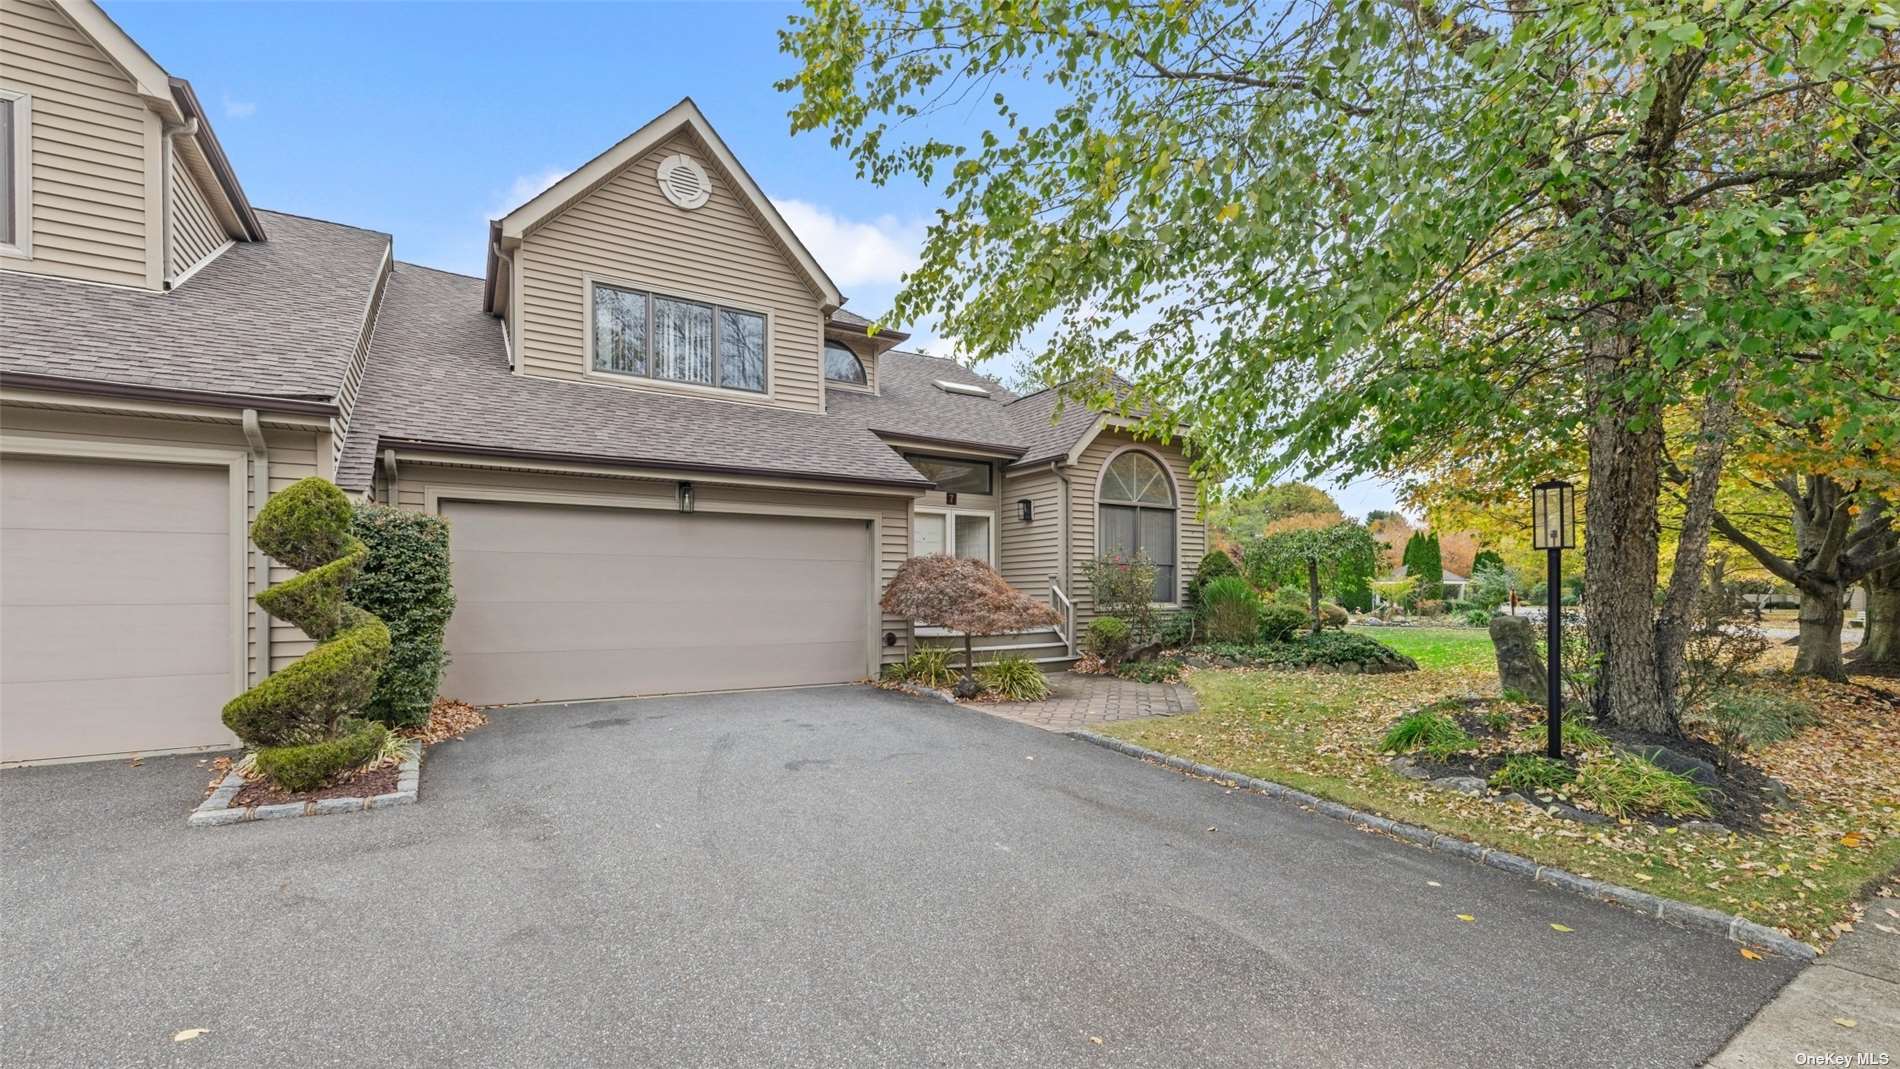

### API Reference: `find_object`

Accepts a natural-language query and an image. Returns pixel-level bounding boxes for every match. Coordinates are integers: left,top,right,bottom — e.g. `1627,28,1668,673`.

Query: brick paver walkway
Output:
976,671,1197,731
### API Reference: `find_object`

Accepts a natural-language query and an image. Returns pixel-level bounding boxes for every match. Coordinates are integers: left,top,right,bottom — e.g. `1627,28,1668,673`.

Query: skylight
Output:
933,379,991,397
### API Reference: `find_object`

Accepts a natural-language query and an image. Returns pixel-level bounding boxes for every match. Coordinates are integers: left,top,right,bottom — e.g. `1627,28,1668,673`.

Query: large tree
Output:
782,0,1900,735
1207,482,1342,543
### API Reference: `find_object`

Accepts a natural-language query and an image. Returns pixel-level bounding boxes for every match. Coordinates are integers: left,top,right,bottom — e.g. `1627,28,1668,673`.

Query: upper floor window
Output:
591,280,766,394
824,340,867,385
904,453,992,495
0,90,29,255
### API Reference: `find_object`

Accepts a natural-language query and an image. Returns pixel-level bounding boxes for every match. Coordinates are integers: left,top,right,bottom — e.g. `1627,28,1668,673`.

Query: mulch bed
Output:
228,764,400,809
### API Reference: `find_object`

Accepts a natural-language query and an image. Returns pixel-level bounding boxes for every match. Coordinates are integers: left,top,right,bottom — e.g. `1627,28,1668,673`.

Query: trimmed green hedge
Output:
255,718,388,793
349,504,456,727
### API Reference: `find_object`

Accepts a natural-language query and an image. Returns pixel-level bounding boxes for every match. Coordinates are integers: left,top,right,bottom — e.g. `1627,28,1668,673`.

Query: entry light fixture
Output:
678,480,695,513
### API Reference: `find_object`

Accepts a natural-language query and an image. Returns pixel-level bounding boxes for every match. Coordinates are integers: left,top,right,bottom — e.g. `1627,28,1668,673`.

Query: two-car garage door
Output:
440,500,873,706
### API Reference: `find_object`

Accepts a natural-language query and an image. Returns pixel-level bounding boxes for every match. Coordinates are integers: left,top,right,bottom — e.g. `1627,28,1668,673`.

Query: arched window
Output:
824,340,867,385
1098,450,1177,603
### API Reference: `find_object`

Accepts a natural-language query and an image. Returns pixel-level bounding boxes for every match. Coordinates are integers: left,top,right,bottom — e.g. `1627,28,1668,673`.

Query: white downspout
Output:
1052,460,1072,653
242,409,270,684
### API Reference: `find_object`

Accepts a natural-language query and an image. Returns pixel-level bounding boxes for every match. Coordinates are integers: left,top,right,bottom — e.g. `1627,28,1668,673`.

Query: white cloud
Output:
221,95,256,119
486,168,570,222
772,197,926,289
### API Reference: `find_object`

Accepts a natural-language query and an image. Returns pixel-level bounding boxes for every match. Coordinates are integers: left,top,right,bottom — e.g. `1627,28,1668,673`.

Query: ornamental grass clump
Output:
1197,575,1262,644
881,555,1061,697
1380,710,1473,759
978,654,1051,701
222,477,390,790
1572,755,1713,819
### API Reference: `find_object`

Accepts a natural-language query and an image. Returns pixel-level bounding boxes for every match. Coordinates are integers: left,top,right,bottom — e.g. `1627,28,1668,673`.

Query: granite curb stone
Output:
187,741,421,827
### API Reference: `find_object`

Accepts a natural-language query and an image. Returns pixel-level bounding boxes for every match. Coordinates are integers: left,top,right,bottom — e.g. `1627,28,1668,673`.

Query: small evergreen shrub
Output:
1199,576,1263,643
1185,548,1240,611
1157,611,1195,648
1083,616,1133,663
1695,687,1815,768
1489,755,1577,792
978,655,1050,701
1257,604,1309,643
1463,608,1491,627
1271,586,1307,608
1381,711,1473,758
349,504,456,728
254,718,388,793
1573,755,1713,818
1317,601,1348,629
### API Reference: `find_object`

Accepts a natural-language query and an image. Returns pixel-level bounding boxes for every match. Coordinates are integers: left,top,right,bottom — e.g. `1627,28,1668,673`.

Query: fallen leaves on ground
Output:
1739,948,1763,960
1102,628,1900,945
172,1029,207,1042
200,755,234,799
1550,923,1574,932
400,698,487,747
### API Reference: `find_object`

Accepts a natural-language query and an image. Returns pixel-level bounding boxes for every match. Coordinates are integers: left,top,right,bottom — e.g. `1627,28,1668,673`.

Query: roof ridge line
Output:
251,206,393,238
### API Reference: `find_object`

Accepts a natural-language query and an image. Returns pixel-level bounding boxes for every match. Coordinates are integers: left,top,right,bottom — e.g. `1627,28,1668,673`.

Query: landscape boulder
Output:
1488,614,1548,699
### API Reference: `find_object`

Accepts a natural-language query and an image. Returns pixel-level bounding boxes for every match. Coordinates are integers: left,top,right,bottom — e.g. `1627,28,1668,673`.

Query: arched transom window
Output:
824,340,867,385
1098,450,1177,603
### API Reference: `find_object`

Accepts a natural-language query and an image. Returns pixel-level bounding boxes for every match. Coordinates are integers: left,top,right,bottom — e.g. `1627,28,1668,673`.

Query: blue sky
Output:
109,1,1403,519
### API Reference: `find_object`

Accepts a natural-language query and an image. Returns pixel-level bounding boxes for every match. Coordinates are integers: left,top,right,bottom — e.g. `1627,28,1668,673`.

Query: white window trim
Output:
912,505,997,563
0,88,32,260
1092,445,1182,606
581,273,775,401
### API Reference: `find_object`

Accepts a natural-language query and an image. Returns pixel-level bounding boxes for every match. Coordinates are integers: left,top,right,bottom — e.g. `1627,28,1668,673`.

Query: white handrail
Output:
1049,576,1075,655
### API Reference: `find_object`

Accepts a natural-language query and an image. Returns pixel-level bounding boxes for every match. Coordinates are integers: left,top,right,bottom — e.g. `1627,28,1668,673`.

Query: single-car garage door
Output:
440,500,872,705
1,454,238,763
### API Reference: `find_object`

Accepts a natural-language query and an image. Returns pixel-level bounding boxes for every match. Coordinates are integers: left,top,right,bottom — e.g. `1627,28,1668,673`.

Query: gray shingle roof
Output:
823,350,1031,452
336,263,935,494
0,210,389,402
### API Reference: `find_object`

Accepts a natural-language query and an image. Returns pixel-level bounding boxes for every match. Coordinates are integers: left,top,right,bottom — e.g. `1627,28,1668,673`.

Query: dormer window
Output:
590,279,766,394
824,340,867,385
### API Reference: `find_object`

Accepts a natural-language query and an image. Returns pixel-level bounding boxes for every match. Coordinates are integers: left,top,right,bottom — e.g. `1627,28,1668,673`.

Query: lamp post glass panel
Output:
1531,480,1577,759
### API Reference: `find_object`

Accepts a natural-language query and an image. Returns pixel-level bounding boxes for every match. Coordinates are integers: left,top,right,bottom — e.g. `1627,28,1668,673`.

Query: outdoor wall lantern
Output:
1530,479,1576,759
677,480,695,513
1019,498,1034,524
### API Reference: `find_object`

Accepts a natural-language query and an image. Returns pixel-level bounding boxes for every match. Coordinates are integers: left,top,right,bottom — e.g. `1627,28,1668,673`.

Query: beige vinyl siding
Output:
381,460,915,669
0,0,155,287
1068,431,1204,628
515,132,826,412
999,464,1064,603
0,404,322,681
166,147,223,279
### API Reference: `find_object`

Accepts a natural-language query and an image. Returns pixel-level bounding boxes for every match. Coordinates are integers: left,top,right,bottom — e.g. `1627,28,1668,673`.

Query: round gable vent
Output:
656,154,711,210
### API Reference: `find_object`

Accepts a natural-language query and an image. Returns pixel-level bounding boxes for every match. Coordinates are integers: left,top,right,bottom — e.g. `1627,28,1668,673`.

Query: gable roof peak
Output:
487,98,842,310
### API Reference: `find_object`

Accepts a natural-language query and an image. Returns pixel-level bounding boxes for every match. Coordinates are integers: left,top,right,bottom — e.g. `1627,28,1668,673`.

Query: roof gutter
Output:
868,428,1027,459
376,436,935,491
0,373,338,416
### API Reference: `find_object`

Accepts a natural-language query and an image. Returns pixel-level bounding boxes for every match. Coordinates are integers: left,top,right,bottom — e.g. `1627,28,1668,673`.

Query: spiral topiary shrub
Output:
222,477,391,788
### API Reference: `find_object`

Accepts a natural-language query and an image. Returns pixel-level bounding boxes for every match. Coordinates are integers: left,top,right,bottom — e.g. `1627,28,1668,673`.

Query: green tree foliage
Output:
1184,547,1240,613
1472,549,1505,575
1243,521,1380,633
222,477,390,789
779,0,1900,736
1207,482,1341,543
348,505,457,727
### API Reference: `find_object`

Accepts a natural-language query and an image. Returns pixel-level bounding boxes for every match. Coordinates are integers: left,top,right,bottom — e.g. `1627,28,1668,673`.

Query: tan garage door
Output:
1,454,237,763
440,500,872,705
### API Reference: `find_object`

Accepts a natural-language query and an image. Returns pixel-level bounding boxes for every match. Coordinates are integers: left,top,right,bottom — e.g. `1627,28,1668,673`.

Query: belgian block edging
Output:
187,741,420,828
1068,730,1818,961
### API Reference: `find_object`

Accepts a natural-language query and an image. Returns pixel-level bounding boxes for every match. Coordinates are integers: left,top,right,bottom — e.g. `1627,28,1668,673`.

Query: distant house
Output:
1374,564,1470,605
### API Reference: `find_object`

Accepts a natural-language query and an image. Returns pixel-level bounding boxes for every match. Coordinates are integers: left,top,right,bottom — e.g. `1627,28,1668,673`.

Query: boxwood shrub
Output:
349,504,456,728
255,717,388,793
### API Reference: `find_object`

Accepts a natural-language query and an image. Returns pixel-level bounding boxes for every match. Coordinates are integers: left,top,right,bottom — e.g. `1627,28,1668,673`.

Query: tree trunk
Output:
1584,336,1674,735
1793,584,1847,681
1853,559,1900,671
1655,383,1735,716
1307,557,1322,634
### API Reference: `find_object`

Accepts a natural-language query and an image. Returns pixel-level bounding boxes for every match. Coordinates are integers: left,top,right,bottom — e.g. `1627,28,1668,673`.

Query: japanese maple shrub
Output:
222,477,392,791
882,555,1061,698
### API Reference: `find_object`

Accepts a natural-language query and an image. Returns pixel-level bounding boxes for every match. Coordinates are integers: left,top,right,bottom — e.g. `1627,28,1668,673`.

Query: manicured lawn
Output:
1104,628,1900,945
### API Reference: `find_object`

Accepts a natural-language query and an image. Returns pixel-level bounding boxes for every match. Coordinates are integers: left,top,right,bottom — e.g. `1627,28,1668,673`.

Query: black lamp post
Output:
1531,479,1576,759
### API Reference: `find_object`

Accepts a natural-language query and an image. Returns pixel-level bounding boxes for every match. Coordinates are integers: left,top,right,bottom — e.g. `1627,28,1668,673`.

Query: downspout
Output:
382,448,399,506
159,118,198,290
491,241,517,371
242,410,270,684
1052,460,1072,653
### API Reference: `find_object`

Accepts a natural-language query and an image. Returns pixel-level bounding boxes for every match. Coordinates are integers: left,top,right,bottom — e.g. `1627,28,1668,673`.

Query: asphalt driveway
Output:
2,686,1794,1067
